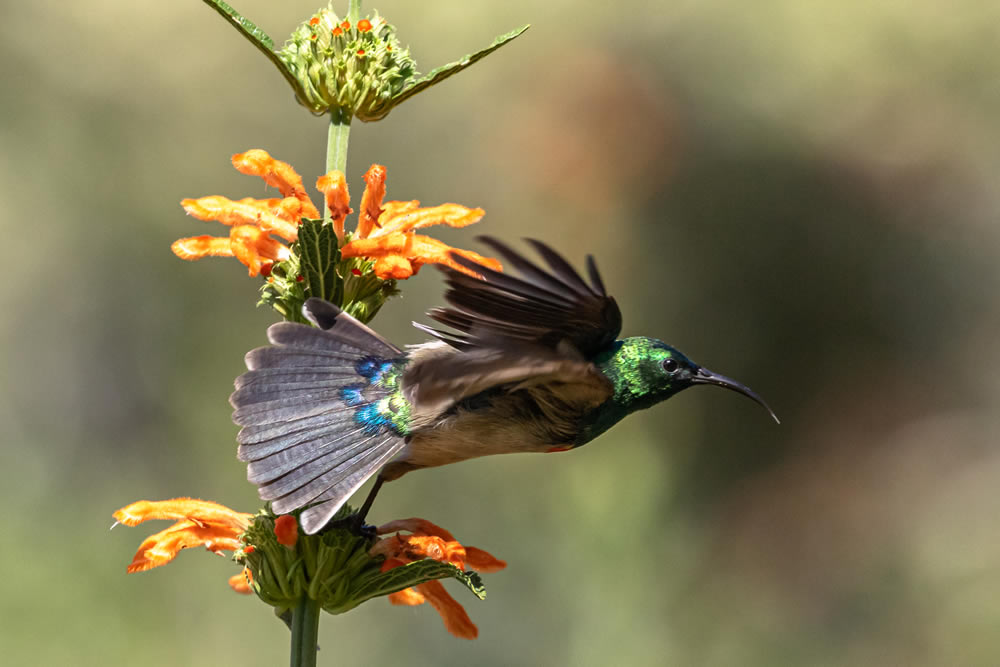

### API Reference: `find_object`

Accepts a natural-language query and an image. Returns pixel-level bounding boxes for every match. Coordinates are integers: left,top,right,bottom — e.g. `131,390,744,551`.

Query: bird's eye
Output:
662,358,679,374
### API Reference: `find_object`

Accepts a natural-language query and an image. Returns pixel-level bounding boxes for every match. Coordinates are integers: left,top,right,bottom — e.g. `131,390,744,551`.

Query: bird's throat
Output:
574,339,670,445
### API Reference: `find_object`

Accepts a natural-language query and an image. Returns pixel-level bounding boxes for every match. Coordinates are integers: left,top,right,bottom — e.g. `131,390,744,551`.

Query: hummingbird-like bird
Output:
231,237,778,533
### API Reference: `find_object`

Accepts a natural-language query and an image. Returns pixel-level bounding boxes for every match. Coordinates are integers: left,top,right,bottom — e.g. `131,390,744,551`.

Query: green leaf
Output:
354,559,486,603
387,24,530,113
200,0,311,106
200,0,274,49
297,220,341,303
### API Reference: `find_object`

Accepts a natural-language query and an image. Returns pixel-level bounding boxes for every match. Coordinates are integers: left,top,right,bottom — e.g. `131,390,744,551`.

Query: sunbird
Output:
231,237,778,533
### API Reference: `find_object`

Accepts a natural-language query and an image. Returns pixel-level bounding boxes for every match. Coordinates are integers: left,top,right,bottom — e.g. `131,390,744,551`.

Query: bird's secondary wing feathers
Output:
404,237,620,425
430,236,622,356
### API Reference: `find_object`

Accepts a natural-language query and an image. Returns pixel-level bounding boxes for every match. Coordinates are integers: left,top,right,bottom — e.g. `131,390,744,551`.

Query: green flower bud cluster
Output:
200,0,526,124
279,10,416,120
237,506,486,617
239,507,379,615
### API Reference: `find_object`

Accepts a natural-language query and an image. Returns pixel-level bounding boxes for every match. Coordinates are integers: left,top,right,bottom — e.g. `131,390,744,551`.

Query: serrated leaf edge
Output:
200,0,316,110
368,24,530,120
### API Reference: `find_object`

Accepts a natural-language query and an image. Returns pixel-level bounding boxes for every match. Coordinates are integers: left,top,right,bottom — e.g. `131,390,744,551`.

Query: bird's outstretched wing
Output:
230,299,407,534
423,236,622,356
404,237,621,425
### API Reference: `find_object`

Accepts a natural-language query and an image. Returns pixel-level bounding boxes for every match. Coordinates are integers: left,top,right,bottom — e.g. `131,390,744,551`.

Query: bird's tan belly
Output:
379,411,566,480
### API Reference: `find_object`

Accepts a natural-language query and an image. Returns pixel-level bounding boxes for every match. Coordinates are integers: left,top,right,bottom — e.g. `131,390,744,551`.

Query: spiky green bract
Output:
576,337,689,445
236,505,485,622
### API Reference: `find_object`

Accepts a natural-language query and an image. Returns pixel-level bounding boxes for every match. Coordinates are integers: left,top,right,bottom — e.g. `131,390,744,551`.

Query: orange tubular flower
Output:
172,150,316,277
315,170,351,244
173,150,500,281
340,164,503,280
113,498,252,594
371,518,506,640
273,514,299,547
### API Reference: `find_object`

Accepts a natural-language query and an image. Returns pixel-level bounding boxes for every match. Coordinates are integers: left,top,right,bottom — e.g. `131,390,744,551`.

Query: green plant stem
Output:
324,107,352,223
290,595,321,667
348,0,361,24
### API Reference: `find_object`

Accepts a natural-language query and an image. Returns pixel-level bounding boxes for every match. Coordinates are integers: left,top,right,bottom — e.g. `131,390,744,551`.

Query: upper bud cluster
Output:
279,10,416,120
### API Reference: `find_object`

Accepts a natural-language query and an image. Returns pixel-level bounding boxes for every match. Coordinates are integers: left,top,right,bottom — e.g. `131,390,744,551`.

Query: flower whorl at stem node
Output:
280,10,415,120
236,506,497,627
198,0,527,122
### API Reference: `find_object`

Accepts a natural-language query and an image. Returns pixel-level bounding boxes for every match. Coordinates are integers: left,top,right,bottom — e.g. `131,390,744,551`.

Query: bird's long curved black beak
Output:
691,367,780,423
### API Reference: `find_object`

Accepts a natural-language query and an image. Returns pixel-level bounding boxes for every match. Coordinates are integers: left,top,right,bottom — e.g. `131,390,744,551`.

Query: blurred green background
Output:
3,1,999,665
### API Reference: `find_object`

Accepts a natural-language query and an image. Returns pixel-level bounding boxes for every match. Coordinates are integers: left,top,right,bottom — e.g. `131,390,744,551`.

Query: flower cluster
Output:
372,518,506,639
340,164,502,280
172,149,316,277
280,10,417,119
171,149,501,322
202,0,526,121
114,500,504,639
173,150,498,280
112,498,254,592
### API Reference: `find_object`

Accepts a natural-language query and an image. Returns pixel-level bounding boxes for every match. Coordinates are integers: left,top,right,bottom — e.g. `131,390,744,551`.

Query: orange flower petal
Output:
388,587,426,605
340,231,409,257
113,498,252,532
229,225,291,277
358,164,387,239
438,247,504,275
371,535,406,561
316,170,351,243
182,196,299,242
373,255,415,280
463,547,507,573
125,521,241,573
371,517,502,639
229,567,253,594
229,232,270,277
231,149,320,219
376,518,457,541
407,235,503,277
380,200,420,219
403,535,458,565
171,236,234,261
115,499,251,581
373,203,485,237
271,196,310,222
274,515,299,547
417,581,478,640
371,533,464,567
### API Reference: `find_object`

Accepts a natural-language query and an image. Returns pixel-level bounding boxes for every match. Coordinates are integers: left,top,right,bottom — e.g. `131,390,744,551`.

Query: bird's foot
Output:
325,513,377,540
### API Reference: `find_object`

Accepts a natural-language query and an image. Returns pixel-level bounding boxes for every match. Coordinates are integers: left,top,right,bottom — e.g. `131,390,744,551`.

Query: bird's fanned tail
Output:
231,299,408,534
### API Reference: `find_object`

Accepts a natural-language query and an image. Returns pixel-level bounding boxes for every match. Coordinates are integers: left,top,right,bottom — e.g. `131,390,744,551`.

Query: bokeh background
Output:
3,1,999,665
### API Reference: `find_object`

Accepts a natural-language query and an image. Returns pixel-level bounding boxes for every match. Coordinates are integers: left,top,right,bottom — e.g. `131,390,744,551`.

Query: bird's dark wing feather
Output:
428,236,622,357
231,299,406,534
403,238,619,425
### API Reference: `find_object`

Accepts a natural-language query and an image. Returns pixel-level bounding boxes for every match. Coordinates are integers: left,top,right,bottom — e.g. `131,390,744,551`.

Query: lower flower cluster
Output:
113,498,504,639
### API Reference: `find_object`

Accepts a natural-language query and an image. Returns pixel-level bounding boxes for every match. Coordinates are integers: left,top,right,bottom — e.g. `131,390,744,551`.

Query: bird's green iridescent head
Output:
598,337,700,409
579,337,778,445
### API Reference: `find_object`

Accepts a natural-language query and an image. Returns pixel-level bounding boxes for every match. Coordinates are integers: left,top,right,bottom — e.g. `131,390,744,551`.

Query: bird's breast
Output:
380,390,581,479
